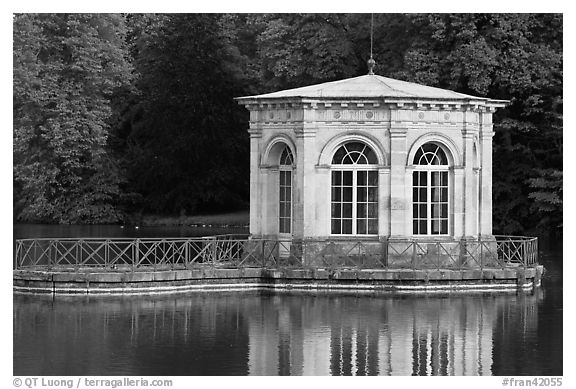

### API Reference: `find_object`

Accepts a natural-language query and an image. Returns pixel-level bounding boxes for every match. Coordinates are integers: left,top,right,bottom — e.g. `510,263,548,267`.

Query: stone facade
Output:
236,75,507,247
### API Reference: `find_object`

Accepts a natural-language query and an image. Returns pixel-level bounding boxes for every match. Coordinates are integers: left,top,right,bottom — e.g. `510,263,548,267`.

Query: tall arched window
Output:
279,146,293,234
331,142,378,235
412,143,449,235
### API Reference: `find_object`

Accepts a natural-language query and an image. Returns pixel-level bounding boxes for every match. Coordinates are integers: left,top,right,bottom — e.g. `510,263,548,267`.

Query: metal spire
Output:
367,13,376,75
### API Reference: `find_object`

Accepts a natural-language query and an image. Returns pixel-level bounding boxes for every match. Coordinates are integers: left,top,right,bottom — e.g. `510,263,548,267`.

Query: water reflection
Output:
14,290,546,376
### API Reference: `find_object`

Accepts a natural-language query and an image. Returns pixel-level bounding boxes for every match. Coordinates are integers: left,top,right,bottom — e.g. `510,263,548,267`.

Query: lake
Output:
13,225,562,376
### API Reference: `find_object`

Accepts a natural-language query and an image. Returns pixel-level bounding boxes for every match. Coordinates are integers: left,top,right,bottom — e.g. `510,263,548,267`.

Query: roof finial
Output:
368,13,376,75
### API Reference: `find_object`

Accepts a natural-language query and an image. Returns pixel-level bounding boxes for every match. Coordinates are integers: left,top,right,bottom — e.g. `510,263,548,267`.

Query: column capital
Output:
247,128,262,138
389,127,408,138
480,130,495,139
295,127,317,138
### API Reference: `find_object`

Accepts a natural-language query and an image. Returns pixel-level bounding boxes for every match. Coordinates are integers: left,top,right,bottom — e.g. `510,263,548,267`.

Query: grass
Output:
139,210,249,227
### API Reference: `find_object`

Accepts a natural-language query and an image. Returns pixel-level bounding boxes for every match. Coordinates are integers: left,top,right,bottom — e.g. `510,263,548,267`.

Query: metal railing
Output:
14,235,538,271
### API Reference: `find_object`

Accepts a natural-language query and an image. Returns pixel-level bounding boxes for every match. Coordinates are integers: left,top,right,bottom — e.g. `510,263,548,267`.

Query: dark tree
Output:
13,13,134,223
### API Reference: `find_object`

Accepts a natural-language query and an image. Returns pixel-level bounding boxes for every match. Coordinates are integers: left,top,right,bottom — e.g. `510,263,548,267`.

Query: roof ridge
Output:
371,75,415,97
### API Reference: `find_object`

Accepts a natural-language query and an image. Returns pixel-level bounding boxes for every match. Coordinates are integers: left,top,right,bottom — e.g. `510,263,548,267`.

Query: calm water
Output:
13,225,563,376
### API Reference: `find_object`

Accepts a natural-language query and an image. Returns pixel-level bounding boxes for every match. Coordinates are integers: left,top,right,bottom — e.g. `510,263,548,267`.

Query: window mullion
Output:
427,171,431,236
352,170,357,234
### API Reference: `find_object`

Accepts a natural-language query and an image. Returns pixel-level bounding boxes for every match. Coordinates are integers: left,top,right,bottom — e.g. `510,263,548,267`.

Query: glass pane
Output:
357,219,366,235
420,171,427,186
368,171,378,186
286,187,291,200
419,220,427,234
343,171,353,186
368,187,378,202
419,188,426,200
438,148,448,165
343,203,352,218
332,147,347,164
282,219,290,233
358,187,367,202
332,171,341,185
414,148,424,165
368,219,378,234
366,148,378,164
343,187,353,202
342,220,352,234
413,173,418,186
432,204,440,218
441,204,448,218
441,188,448,202
419,204,427,216
432,220,440,234
441,171,448,185
331,219,341,234
413,220,419,234
331,203,341,218
346,142,364,153
441,220,448,234
413,187,419,201
357,171,367,185
368,203,377,218
432,172,441,186
413,204,418,217
351,152,366,164
357,203,367,218
432,188,440,202
285,172,291,185
331,187,341,202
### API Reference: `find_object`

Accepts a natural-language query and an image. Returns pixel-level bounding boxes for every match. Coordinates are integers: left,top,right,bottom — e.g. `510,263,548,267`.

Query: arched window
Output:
412,143,449,235
279,146,293,234
331,142,378,235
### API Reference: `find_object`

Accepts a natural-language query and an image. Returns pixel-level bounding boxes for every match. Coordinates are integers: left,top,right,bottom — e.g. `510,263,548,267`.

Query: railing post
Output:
77,239,82,271
261,240,266,268
185,239,189,269
458,238,465,270
47,241,52,269
479,237,483,271
381,237,388,269
412,241,417,270
104,240,109,269
134,239,139,272
15,241,20,269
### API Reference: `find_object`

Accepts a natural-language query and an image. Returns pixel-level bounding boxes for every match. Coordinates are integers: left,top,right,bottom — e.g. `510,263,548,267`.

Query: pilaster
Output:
463,130,477,237
248,129,262,236
453,167,465,238
379,167,391,237
294,126,318,239
479,129,495,237
389,126,408,238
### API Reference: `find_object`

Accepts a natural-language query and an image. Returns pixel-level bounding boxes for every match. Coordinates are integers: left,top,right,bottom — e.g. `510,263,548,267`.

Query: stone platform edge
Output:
13,266,545,295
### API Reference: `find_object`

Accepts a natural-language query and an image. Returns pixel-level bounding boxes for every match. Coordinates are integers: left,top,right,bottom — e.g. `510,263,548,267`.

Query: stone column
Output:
479,124,495,238
463,129,477,238
298,127,318,238
452,167,465,238
262,167,279,236
248,128,262,237
315,165,331,237
389,125,408,238
378,167,391,237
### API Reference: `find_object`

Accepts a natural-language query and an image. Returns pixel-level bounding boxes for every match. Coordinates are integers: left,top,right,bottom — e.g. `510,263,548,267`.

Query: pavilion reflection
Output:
14,289,542,376
245,291,541,376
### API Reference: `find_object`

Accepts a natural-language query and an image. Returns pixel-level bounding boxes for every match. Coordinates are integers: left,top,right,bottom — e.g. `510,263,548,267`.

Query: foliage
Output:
13,14,134,223
116,14,249,215
13,13,562,235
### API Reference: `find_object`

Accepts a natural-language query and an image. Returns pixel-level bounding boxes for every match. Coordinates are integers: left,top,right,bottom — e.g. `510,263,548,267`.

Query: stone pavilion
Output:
235,73,507,254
